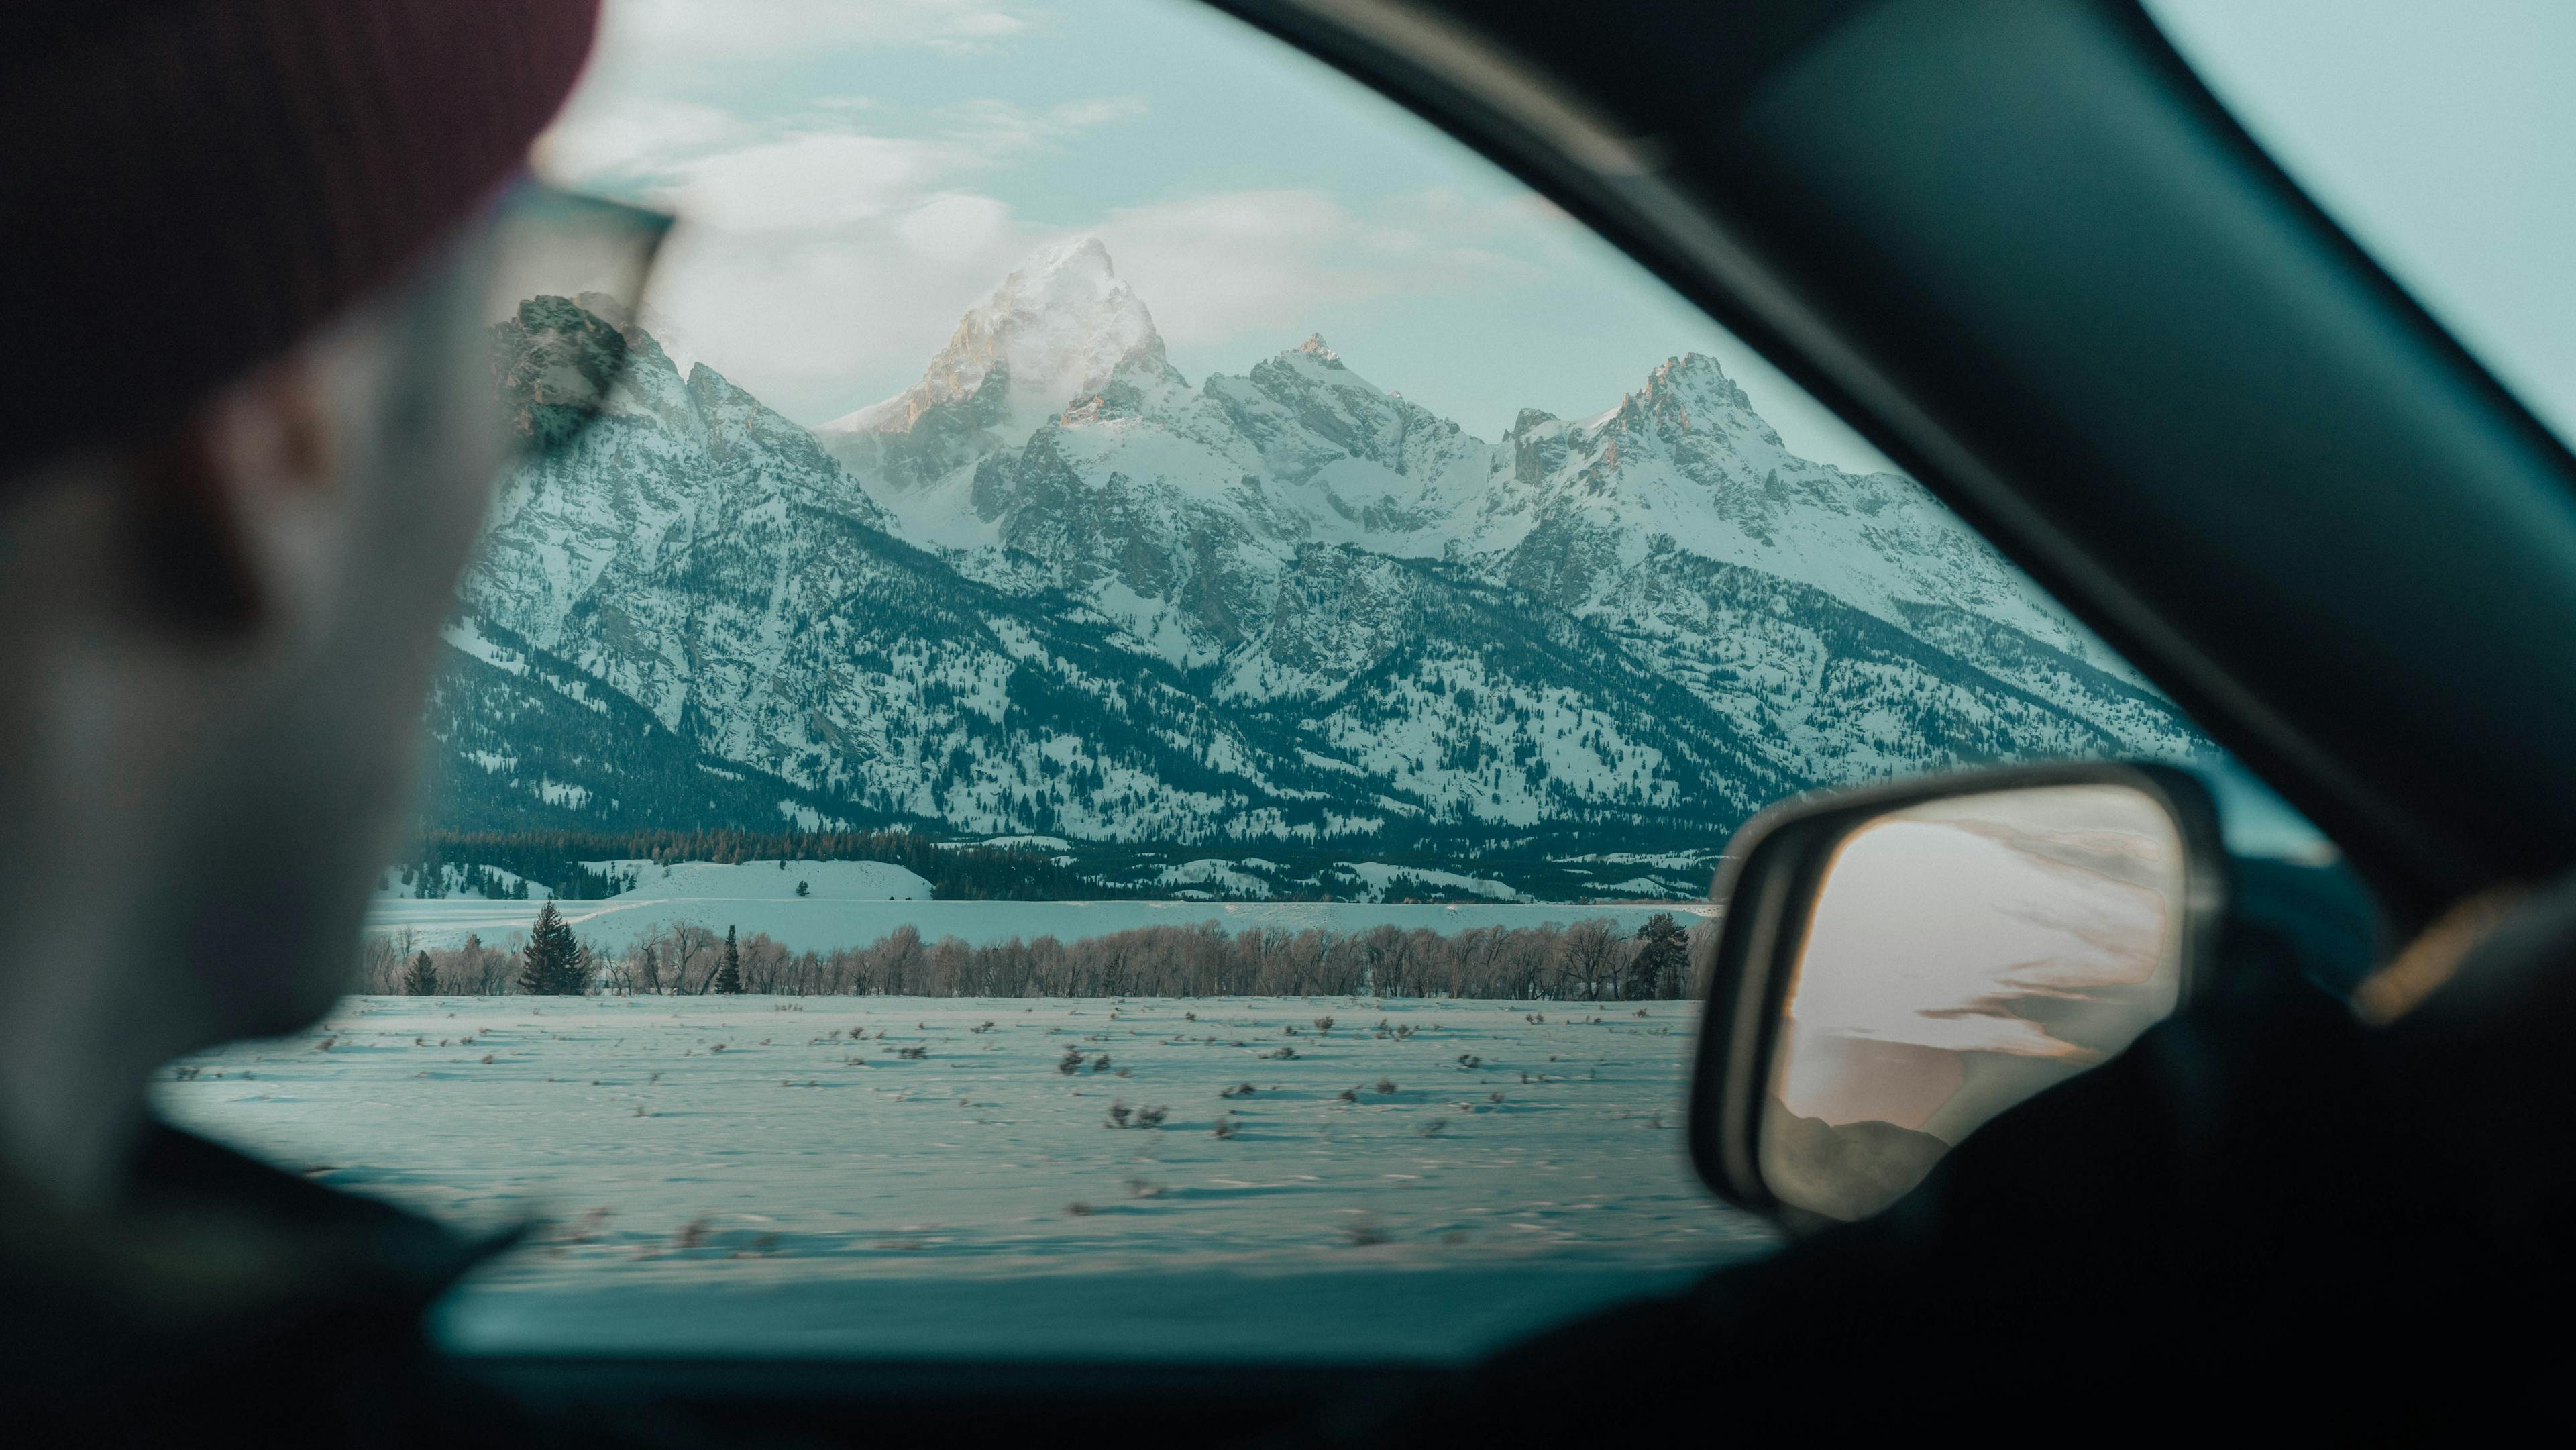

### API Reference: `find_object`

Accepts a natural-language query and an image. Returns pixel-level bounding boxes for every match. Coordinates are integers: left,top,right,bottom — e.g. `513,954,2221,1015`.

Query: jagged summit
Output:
820,235,1174,439
1293,333,1344,368
574,290,703,379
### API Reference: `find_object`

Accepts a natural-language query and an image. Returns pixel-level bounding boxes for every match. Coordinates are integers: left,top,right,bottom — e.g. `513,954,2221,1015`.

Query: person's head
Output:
0,0,609,1201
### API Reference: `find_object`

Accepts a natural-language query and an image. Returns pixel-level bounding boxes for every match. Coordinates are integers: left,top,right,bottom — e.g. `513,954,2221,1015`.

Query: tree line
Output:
358,911,1701,1002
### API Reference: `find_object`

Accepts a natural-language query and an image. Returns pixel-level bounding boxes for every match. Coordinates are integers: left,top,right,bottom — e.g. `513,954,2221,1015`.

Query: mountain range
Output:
424,237,2202,900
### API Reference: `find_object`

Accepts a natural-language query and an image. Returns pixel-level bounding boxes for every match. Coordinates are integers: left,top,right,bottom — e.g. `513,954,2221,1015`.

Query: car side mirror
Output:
1688,764,2225,1226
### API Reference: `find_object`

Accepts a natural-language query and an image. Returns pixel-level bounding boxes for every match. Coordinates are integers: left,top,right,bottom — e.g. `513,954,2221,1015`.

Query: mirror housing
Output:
1687,763,2226,1225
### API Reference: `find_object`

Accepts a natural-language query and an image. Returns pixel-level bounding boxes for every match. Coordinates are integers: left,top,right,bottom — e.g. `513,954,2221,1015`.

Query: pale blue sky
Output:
2150,0,2575,447
539,0,1894,470
542,1,2573,472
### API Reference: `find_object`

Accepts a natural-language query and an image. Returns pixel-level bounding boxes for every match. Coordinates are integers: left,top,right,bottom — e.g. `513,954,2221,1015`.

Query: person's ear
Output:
129,356,339,635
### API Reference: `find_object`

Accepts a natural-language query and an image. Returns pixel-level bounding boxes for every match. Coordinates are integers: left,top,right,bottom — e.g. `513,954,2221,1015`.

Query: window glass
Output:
161,0,2241,1363
2148,0,2576,449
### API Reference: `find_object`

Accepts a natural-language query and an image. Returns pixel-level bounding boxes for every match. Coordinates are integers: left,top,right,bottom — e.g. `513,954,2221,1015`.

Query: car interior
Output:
117,0,2575,1439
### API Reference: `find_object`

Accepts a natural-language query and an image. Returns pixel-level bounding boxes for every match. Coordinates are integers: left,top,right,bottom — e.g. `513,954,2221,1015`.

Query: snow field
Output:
156,994,1774,1361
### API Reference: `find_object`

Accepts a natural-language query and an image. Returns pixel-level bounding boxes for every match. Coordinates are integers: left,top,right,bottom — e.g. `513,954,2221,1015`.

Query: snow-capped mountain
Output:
814,236,1181,509
429,242,2202,892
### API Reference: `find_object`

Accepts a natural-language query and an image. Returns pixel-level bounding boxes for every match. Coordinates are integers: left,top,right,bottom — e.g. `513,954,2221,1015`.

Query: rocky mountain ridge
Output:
426,242,2203,899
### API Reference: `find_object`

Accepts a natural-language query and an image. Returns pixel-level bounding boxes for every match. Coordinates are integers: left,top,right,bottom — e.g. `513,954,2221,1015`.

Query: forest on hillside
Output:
407,828,1121,901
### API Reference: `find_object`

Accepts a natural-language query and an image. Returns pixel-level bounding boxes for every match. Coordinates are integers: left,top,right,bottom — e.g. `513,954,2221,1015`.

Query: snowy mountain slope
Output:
815,242,2125,688
431,246,2205,882
471,295,895,643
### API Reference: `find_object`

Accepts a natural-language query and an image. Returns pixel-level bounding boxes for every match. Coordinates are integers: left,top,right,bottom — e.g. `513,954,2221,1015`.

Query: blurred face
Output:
175,220,517,1039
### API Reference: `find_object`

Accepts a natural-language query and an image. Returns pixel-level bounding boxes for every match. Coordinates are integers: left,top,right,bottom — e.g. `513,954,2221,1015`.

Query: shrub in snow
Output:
1105,1100,1132,1128
712,926,745,994
1212,1115,1239,1139
1089,1053,1112,1074
1375,1078,1397,1095
1057,1047,1083,1075
1135,1104,1167,1128
518,900,587,994
1313,1016,1335,1032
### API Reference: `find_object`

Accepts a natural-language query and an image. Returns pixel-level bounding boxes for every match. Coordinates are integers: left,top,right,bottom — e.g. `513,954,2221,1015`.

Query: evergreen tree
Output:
713,925,744,994
402,951,438,996
1631,912,1690,1000
519,899,580,995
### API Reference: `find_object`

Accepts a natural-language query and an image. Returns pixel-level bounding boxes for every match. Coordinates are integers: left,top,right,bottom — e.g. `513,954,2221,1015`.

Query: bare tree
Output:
1556,918,1628,1000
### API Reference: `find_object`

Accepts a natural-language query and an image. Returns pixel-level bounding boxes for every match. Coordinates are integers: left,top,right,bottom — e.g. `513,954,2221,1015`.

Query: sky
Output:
2147,0,2576,450
535,2,2572,477
533,0,1896,470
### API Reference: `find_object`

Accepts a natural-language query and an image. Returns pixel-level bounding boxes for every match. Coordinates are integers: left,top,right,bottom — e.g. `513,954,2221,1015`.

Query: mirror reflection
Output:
1760,784,2188,1221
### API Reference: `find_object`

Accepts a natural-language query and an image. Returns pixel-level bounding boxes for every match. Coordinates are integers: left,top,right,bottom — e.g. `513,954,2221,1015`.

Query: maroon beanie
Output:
0,0,602,476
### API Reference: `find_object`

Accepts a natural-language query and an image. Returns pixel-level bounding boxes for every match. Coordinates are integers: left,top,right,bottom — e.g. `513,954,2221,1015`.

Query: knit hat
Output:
0,0,602,476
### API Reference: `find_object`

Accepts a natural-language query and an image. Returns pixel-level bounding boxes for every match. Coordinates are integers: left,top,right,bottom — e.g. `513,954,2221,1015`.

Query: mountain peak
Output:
1599,352,1760,437
1293,333,1344,368
1644,352,1731,393
823,236,1172,437
1018,232,1116,281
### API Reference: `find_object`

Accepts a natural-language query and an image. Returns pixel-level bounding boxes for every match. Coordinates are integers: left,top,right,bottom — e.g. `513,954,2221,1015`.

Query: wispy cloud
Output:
1092,188,1547,352
543,93,1147,228
604,0,1041,60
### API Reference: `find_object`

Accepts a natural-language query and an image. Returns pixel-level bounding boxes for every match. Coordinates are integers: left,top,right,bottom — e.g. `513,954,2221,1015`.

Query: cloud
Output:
608,177,1576,427
543,92,1147,225
601,0,1040,60
653,132,961,231
637,200,1040,419
1091,188,1546,351
536,98,755,185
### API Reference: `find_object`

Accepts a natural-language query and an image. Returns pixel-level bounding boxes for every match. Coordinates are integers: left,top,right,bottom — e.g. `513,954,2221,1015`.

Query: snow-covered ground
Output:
156,994,1772,1362
366,890,1718,955
590,858,932,902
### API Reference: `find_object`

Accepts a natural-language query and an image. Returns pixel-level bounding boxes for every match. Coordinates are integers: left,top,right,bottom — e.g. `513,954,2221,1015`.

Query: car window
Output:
158,0,2269,1365
2147,0,2576,451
